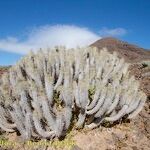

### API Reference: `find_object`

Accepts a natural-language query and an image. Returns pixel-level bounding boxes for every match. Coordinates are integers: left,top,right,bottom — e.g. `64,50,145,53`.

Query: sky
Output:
0,0,150,65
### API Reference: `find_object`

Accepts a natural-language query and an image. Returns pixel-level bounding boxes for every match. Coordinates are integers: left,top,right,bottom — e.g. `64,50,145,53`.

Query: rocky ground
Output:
73,99,150,150
129,63,150,99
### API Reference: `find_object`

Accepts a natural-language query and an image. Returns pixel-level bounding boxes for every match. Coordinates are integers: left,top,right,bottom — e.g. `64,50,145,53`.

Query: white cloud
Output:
99,27,127,37
0,25,127,54
0,25,100,54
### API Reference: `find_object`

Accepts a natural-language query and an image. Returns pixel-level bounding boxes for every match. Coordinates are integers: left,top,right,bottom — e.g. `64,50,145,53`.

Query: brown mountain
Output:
91,37,150,63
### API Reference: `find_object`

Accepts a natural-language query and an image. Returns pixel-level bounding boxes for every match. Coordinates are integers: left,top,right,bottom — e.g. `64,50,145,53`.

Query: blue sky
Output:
0,0,150,65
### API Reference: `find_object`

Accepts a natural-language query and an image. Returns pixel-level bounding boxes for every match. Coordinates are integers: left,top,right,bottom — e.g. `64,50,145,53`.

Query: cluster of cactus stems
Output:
0,47,147,141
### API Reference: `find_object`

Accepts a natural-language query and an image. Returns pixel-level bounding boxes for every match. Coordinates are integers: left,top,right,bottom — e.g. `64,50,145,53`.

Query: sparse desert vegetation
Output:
0,38,149,150
0,46,148,150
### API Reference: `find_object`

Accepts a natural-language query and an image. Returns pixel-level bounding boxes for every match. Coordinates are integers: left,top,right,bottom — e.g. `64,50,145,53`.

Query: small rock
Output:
71,145,82,150
132,146,138,150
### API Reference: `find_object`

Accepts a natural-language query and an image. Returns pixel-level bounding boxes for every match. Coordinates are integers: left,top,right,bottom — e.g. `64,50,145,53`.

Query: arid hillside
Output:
91,37,150,63
0,38,149,150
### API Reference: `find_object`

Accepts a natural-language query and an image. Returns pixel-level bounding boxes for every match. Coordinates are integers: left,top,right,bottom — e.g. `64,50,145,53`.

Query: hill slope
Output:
91,37,150,63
